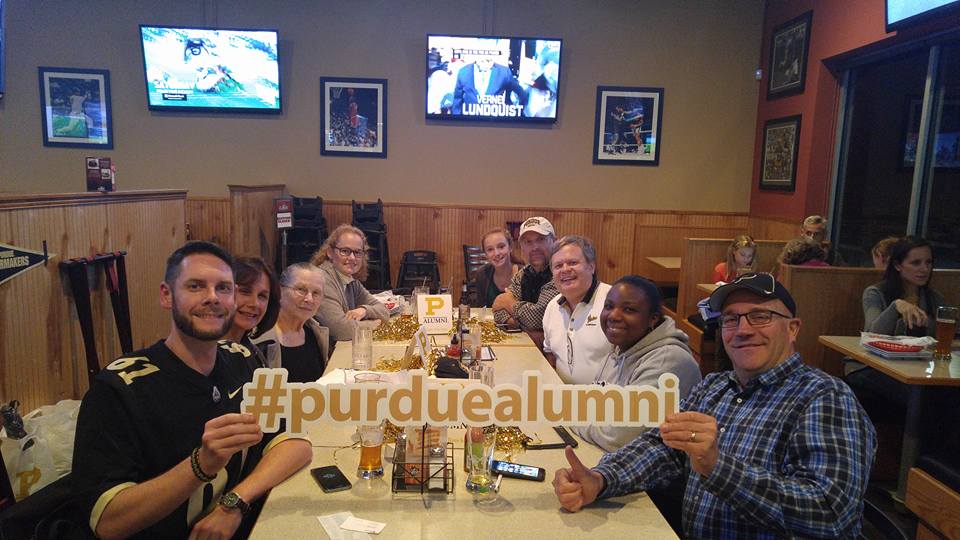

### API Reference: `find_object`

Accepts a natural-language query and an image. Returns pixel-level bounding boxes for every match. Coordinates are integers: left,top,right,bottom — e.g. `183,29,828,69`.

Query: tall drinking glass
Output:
465,425,496,492
354,373,385,478
352,326,373,371
934,306,958,360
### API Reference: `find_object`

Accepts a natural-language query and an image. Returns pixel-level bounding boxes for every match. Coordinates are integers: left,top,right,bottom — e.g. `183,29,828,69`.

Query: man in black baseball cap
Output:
553,272,876,537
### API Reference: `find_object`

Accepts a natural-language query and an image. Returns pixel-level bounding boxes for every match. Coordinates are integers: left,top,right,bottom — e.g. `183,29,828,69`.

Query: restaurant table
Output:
372,310,540,348
696,283,718,295
250,343,678,539
818,335,960,503
646,257,681,270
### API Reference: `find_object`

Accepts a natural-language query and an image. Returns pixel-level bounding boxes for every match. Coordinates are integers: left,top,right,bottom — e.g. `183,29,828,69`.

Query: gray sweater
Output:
571,316,702,452
862,284,946,337
314,260,390,342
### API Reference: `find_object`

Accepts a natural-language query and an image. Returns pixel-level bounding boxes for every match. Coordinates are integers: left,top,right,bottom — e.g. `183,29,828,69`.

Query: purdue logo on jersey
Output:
106,357,159,386
219,341,252,357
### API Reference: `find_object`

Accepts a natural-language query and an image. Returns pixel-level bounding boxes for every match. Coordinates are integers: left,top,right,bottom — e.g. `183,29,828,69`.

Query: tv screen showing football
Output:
426,34,562,123
139,25,281,113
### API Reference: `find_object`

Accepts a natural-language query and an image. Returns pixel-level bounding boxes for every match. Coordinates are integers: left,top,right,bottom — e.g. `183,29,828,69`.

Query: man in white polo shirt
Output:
542,235,613,384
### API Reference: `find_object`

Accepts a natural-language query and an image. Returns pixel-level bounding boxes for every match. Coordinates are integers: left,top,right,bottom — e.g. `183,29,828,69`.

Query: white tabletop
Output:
251,344,677,539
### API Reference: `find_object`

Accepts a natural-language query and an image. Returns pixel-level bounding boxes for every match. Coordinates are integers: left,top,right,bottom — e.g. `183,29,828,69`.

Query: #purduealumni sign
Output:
0,243,52,286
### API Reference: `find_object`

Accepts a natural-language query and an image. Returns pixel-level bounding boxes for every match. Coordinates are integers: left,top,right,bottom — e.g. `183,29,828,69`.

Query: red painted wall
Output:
750,0,891,222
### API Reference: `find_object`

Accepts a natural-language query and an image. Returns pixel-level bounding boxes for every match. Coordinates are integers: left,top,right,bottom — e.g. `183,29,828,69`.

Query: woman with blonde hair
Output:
712,235,756,283
311,224,389,342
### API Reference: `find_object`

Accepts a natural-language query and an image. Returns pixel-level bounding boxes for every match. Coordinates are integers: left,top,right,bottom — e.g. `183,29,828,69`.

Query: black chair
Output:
363,230,391,291
396,250,441,293
462,245,486,305
352,199,385,232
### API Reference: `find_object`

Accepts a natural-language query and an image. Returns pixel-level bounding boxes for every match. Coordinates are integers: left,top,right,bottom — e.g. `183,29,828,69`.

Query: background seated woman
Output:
252,263,330,383
712,235,756,283
224,257,280,370
311,224,389,342
470,227,522,307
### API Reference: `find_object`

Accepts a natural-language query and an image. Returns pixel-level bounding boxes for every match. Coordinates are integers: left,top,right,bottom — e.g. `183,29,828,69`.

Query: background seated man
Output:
553,273,876,538
492,216,559,336
72,241,311,539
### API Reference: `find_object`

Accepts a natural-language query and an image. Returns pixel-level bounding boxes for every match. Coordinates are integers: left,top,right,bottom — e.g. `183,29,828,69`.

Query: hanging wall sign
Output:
0,243,53,286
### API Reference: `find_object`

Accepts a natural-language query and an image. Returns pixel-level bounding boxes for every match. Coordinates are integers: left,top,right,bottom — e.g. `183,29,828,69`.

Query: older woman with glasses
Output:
251,262,330,383
311,224,390,342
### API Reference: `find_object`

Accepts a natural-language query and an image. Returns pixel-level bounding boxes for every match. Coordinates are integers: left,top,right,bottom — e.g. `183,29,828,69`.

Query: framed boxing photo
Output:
766,11,812,99
759,114,801,192
592,86,664,166
38,67,113,149
320,77,387,158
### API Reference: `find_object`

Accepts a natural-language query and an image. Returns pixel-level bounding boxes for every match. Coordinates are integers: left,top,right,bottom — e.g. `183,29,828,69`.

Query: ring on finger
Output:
689,431,697,442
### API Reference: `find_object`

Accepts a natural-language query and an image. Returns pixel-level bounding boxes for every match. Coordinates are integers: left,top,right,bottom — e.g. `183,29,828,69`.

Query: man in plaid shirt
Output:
553,273,876,538
492,216,559,331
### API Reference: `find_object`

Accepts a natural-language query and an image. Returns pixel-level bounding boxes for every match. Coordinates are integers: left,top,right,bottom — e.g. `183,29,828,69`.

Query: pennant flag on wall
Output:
0,243,54,286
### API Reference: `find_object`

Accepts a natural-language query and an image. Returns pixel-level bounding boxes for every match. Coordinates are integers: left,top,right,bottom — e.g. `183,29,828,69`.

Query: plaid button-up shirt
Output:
594,353,876,539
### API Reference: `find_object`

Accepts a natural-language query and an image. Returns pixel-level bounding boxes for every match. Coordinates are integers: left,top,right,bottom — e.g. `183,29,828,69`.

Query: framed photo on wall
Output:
901,96,960,169
320,77,387,158
759,114,801,191
38,67,113,149
592,86,664,166
767,10,812,99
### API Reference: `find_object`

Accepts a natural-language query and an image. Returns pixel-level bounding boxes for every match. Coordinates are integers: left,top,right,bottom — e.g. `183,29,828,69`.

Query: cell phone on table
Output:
524,426,579,450
311,465,352,493
491,460,546,481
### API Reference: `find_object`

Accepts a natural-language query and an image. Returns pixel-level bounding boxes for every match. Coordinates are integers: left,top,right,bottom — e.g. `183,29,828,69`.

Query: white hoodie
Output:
571,316,702,452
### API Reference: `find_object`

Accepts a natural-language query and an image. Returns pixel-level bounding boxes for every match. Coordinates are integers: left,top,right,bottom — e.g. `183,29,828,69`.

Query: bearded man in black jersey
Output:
72,241,311,539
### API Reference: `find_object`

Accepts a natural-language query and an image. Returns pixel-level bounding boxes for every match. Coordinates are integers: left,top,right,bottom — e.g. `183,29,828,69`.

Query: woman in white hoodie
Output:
572,275,702,452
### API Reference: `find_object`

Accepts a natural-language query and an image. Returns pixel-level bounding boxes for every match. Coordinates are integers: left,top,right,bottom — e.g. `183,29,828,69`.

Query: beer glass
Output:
465,425,496,492
934,306,958,361
357,421,386,479
352,326,373,371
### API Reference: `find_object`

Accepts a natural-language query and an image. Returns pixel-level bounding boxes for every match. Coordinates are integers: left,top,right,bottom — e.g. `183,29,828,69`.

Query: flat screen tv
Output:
886,0,960,31
426,34,562,123
139,25,281,113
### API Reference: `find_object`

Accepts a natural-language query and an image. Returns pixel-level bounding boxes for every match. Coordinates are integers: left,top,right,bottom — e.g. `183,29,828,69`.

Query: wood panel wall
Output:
748,215,798,241
0,190,186,412
229,185,286,264
320,202,747,299
186,197,230,246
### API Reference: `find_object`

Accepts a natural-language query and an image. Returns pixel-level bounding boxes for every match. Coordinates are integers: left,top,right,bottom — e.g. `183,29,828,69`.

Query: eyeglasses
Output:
333,246,366,259
283,285,323,300
719,309,791,329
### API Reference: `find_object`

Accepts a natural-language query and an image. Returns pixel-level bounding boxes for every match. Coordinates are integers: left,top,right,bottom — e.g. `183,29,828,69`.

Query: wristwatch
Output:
218,491,251,515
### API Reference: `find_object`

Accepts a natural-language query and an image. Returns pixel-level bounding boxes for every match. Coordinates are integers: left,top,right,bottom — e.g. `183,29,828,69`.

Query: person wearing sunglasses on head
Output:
311,224,390,342
251,262,330,383
554,272,875,539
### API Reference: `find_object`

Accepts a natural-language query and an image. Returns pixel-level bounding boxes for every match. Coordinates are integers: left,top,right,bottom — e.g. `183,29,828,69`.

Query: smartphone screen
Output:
491,460,546,481
310,466,352,493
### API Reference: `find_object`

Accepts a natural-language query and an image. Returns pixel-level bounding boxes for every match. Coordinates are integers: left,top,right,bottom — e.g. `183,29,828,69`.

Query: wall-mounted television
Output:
886,0,960,31
139,25,281,113
426,34,562,123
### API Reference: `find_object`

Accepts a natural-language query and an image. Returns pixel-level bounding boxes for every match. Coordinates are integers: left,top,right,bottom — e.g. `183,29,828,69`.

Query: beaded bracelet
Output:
190,447,217,482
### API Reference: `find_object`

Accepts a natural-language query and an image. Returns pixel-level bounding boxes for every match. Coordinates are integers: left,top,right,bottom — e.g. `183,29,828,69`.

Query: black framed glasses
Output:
333,246,366,258
719,309,791,329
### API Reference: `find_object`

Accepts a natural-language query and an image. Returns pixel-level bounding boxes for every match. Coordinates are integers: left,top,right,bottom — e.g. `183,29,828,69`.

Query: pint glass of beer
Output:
934,306,958,361
357,421,385,478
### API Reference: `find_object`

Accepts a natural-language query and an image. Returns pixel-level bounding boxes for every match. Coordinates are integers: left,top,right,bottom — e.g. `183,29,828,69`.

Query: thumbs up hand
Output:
552,445,605,512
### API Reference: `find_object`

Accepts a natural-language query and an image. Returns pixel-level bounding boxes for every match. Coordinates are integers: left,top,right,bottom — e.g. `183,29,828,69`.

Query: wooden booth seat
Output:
779,265,960,376
907,464,960,540
662,238,787,375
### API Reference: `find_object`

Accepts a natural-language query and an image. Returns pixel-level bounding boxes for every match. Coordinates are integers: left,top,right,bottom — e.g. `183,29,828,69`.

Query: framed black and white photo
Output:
38,67,113,149
760,115,801,191
320,77,387,158
767,11,812,99
593,86,663,166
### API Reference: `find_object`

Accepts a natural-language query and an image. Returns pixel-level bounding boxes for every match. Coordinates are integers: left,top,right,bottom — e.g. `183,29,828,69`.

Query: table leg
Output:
895,385,926,503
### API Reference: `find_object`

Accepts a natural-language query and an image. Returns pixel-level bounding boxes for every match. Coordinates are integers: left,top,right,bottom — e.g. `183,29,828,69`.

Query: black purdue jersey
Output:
72,340,266,539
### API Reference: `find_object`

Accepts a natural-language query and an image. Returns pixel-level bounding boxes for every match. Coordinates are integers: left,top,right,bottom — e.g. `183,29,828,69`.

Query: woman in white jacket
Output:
572,275,702,452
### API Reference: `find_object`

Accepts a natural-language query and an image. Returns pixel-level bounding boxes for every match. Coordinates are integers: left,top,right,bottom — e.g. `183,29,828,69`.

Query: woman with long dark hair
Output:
863,236,944,337
224,257,280,370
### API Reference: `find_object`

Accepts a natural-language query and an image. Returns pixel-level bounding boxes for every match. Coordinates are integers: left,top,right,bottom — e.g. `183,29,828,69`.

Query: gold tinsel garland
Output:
373,315,510,344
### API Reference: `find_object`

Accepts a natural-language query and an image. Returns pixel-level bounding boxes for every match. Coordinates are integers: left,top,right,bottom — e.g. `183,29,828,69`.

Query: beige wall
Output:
0,0,762,211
